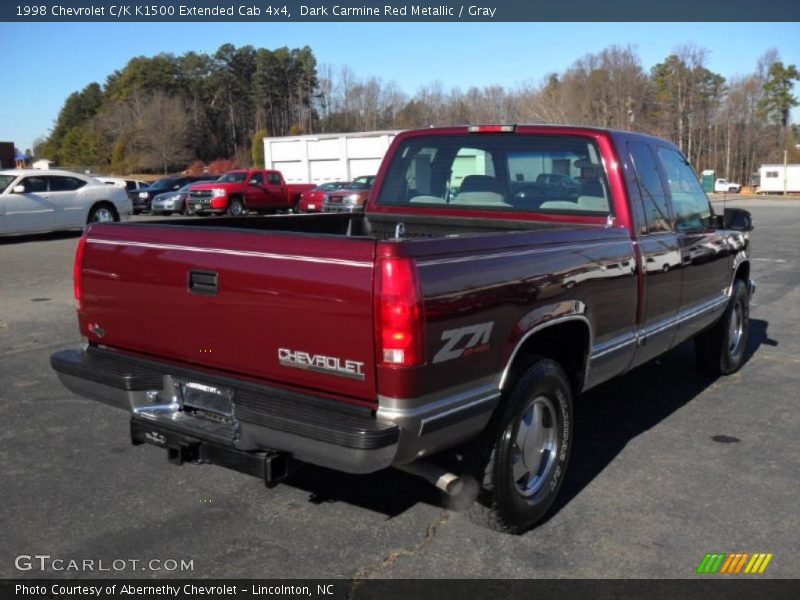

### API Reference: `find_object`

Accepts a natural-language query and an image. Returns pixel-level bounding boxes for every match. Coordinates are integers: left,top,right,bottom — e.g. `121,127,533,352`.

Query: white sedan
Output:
0,169,131,236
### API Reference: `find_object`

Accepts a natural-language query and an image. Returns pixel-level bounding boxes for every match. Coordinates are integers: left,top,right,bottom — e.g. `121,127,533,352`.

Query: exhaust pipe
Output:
397,460,464,495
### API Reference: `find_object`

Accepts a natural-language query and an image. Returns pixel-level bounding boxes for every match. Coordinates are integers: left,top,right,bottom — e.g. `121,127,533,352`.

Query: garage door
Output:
273,161,307,183
348,158,382,180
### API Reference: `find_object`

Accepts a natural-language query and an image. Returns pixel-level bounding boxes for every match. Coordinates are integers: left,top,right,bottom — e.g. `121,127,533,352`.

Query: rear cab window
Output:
375,134,612,216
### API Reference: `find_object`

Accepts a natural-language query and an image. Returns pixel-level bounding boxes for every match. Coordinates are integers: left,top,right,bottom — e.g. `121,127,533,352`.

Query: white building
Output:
262,130,400,184
758,164,800,194
32,159,54,170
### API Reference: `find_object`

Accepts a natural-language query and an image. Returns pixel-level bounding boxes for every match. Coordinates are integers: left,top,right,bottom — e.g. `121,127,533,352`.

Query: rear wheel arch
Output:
500,317,592,396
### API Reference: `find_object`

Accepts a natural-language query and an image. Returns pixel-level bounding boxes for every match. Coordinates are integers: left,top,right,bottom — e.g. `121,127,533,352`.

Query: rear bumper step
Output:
51,346,400,474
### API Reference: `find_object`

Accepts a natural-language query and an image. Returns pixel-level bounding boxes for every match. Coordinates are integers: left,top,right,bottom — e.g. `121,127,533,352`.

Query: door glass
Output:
628,142,671,233
657,148,713,231
20,176,48,193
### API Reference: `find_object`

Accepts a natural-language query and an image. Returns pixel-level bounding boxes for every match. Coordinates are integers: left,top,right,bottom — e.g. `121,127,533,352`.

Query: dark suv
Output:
133,176,217,214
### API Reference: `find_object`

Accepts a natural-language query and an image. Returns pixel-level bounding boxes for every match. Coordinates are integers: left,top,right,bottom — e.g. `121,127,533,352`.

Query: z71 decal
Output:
433,322,494,364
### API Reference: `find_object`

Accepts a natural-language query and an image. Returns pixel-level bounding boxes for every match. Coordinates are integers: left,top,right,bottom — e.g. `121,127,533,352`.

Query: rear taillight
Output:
73,235,87,311
375,257,425,367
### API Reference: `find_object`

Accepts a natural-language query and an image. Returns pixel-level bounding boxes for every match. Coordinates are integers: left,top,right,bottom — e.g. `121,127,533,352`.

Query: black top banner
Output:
3,0,800,22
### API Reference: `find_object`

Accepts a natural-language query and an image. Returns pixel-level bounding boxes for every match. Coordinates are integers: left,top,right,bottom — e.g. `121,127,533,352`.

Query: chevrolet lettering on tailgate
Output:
277,348,366,381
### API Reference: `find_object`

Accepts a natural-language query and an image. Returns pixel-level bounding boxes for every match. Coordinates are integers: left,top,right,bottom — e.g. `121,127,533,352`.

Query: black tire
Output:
227,197,246,217
466,357,573,534
695,279,750,375
87,203,118,224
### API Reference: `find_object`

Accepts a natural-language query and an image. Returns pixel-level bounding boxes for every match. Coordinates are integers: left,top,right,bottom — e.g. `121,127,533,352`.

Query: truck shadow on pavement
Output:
546,317,775,522
282,319,775,522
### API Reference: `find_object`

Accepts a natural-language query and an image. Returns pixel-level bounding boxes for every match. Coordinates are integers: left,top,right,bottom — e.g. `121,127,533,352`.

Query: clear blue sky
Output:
1,22,799,151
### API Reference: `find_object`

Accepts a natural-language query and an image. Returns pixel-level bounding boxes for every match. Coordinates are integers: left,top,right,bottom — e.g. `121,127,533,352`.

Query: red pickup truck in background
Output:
187,169,314,216
52,125,755,534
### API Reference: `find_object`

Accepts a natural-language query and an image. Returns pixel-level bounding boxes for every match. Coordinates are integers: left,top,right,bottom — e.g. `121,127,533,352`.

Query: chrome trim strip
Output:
418,393,501,434
639,295,727,341
417,240,632,267
588,294,730,366
590,332,637,359
377,382,501,437
85,238,373,268
377,382,498,419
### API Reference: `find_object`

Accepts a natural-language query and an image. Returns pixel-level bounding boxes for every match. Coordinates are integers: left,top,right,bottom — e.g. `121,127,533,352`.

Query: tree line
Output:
36,43,798,183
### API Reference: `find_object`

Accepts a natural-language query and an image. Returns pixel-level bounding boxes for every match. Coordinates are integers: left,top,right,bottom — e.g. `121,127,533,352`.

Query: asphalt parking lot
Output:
1,199,798,580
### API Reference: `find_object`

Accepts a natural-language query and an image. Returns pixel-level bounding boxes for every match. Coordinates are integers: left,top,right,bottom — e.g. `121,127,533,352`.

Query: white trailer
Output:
758,164,800,194
262,130,401,184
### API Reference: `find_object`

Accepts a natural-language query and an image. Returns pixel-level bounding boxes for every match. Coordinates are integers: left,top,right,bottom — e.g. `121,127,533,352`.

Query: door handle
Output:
188,270,218,295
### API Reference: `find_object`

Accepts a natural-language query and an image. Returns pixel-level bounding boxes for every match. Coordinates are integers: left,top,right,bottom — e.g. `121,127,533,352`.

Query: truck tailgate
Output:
78,223,378,401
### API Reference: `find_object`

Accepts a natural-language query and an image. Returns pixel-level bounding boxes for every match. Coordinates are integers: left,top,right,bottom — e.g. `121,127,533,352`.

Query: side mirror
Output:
12,184,26,194
724,208,754,232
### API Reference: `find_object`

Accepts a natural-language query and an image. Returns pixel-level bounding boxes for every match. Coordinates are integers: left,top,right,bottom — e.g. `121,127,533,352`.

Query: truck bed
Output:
76,212,625,407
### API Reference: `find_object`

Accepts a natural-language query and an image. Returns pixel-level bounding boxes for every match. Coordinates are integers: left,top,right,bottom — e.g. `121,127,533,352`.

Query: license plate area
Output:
179,381,234,424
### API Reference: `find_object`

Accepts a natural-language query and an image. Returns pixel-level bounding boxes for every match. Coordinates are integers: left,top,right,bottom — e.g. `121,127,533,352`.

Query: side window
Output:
657,148,713,231
628,142,671,233
49,176,86,192
20,176,48,193
249,172,264,186
267,173,281,185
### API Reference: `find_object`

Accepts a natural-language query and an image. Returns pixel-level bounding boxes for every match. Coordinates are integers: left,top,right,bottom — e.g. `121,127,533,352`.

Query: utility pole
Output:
784,149,789,196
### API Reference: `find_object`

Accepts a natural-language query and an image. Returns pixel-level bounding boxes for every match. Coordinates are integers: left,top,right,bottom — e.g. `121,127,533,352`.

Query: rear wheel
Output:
695,279,750,375
227,198,246,217
466,357,573,534
87,204,118,224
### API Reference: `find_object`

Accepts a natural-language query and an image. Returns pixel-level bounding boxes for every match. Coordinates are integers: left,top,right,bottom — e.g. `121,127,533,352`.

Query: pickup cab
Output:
714,178,741,193
51,125,755,534
187,169,314,216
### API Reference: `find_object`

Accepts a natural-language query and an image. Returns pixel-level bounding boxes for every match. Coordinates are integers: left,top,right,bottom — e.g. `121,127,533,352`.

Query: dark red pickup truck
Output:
187,169,314,216
51,125,754,533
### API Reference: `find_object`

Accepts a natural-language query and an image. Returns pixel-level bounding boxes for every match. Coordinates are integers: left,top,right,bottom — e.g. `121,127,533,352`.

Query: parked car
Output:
134,176,216,214
323,179,374,213
297,181,351,213
187,169,314,216
96,177,149,193
51,125,755,534
352,175,376,186
0,169,130,236
151,178,218,216
714,178,741,193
